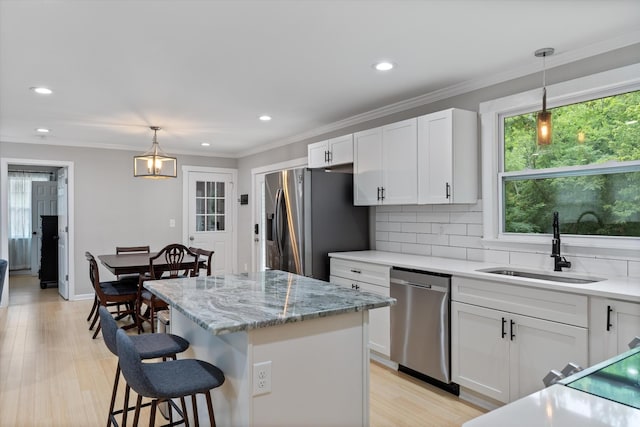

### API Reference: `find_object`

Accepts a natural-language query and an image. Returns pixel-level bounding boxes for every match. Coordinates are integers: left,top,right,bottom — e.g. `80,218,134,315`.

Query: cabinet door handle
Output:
381,187,385,200
325,150,329,163
328,150,332,162
510,319,516,341
606,305,613,331
377,187,381,201
446,182,451,199
350,269,361,274
351,283,360,290
501,317,507,339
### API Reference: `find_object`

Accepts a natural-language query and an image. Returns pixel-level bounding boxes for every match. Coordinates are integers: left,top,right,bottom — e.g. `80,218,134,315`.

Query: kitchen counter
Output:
145,269,394,335
145,270,394,427
463,346,640,426
463,383,640,427
329,250,640,302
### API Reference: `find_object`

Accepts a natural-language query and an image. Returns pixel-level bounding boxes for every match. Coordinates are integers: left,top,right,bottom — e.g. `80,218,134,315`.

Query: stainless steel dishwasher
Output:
390,267,452,386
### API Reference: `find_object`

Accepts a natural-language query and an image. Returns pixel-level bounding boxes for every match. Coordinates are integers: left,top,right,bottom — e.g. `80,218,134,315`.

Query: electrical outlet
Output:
252,361,272,396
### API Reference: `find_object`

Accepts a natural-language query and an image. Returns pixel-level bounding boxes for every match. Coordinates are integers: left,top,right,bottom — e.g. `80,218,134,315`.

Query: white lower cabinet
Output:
452,301,587,403
589,297,640,365
330,258,391,357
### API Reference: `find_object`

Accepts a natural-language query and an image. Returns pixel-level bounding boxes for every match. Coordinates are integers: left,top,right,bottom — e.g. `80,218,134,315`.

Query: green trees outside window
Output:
502,90,640,237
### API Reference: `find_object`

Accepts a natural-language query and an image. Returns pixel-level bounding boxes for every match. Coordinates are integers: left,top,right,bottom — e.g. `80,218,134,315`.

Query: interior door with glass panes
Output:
187,171,234,274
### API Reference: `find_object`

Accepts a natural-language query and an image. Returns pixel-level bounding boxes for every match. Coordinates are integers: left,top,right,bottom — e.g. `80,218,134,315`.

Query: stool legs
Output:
205,392,216,427
191,395,199,427
180,397,190,427
107,364,121,427
133,394,143,426
122,384,131,427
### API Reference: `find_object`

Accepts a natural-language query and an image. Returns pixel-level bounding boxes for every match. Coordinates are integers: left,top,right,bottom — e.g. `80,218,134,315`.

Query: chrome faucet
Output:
551,211,571,271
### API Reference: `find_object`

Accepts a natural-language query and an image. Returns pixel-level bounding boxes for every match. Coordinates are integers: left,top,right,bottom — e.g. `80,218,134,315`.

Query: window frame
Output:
480,63,640,256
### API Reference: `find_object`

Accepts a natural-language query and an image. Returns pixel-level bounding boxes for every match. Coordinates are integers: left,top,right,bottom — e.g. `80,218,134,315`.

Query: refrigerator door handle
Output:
274,187,285,262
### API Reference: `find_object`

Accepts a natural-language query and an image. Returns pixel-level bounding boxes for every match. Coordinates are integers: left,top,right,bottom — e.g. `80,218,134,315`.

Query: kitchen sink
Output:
478,268,603,284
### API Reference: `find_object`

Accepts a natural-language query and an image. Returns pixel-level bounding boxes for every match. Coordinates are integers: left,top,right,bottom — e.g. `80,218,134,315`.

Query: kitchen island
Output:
144,270,395,427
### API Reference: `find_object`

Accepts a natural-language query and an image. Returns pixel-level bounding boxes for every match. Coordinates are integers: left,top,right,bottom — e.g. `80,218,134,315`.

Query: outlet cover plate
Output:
253,361,272,396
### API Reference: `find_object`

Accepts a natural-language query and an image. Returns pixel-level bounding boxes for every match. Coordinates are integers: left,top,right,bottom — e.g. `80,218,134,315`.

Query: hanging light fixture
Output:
535,47,554,145
133,126,177,178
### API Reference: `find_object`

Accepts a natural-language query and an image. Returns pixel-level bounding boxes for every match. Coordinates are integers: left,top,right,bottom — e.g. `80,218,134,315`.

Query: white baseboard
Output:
459,387,502,412
370,352,399,371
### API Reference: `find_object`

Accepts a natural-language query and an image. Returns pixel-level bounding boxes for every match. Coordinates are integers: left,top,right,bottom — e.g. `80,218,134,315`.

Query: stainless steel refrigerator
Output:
265,168,369,281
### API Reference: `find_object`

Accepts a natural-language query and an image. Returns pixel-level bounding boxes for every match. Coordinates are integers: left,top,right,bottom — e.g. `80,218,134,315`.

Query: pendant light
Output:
535,47,554,145
133,126,177,178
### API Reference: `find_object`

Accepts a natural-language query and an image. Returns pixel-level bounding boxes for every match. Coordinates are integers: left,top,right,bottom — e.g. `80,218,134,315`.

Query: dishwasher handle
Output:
390,278,448,293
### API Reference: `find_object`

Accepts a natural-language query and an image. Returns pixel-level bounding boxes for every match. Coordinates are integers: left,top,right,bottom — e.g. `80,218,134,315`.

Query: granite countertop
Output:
329,250,640,302
144,270,396,336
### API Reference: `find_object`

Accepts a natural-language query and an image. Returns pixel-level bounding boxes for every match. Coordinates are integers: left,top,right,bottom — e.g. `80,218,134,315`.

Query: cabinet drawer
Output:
330,258,390,287
452,276,587,327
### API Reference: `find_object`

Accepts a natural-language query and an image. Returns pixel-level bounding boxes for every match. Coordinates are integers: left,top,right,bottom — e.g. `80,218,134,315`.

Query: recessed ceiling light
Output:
36,128,50,133
30,87,53,95
259,115,272,121
373,61,395,71
201,142,210,147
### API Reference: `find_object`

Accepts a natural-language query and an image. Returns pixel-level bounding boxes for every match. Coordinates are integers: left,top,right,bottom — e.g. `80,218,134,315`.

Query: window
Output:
195,180,225,231
501,90,640,237
480,63,640,251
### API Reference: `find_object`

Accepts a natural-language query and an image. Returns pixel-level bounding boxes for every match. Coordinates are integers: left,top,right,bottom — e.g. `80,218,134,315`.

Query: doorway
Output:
0,158,75,308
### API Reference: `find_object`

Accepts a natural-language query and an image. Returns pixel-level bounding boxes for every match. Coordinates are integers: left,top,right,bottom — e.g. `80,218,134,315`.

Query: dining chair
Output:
116,328,225,427
86,245,150,328
189,247,215,276
136,244,200,333
115,245,150,282
85,252,138,339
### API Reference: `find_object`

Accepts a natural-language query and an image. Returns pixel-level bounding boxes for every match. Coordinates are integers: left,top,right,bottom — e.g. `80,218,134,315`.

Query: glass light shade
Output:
133,127,177,178
537,110,552,145
133,153,177,178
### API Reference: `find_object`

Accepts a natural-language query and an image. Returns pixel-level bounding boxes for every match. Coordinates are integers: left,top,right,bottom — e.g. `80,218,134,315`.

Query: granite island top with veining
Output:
144,270,396,336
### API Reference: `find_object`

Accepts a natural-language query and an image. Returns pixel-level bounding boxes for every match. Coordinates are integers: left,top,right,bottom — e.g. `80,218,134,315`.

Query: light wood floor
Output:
0,275,484,426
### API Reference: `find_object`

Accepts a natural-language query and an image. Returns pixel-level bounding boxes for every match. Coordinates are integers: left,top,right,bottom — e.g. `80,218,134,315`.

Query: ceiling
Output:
1,1,639,158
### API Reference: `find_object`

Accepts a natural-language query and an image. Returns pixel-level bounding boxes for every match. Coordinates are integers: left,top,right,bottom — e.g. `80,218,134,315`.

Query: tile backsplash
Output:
375,200,639,278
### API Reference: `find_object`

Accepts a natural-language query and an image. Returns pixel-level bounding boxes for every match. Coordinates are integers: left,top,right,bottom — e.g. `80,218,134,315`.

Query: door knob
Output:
189,236,195,241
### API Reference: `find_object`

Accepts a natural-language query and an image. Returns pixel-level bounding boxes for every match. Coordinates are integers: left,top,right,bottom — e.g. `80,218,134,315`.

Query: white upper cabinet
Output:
307,134,354,168
382,119,418,204
354,127,383,205
353,118,417,206
417,108,477,204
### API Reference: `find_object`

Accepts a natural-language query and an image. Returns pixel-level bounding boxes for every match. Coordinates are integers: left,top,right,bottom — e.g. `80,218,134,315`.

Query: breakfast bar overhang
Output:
145,270,395,427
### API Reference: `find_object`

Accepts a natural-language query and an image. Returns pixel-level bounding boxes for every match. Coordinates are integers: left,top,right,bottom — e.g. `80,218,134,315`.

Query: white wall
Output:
0,141,236,296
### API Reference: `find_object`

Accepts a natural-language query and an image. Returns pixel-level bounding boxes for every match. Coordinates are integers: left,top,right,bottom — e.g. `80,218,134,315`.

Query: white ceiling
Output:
1,1,639,158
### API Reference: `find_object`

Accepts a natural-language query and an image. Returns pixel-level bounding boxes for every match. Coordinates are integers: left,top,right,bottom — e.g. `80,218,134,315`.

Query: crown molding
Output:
236,30,640,159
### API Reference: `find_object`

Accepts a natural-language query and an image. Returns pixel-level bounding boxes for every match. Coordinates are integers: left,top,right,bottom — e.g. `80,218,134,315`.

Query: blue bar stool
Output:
98,307,190,426
116,328,225,427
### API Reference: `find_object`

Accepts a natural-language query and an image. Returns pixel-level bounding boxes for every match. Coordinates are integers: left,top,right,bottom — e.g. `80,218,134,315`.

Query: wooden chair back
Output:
116,245,150,254
148,244,199,279
188,247,214,276
115,246,150,280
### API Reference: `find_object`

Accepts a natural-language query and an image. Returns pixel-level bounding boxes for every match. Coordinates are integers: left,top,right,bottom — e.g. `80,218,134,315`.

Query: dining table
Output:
97,252,202,276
